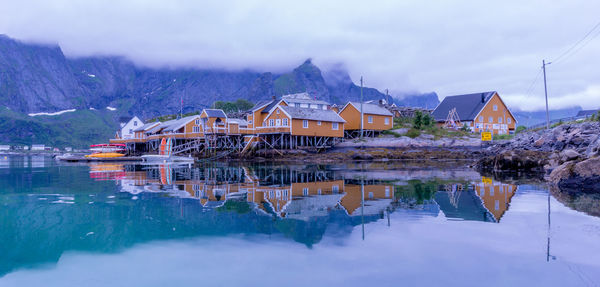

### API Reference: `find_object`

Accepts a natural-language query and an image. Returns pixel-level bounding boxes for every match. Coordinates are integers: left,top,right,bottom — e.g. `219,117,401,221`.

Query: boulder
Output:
549,157,600,193
352,153,374,160
560,149,580,162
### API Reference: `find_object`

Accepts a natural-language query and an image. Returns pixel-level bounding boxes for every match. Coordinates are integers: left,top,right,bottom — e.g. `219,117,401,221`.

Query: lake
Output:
0,155,599,286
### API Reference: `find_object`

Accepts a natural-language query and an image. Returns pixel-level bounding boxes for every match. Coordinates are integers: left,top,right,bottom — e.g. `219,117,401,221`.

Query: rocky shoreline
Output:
478,122,600,192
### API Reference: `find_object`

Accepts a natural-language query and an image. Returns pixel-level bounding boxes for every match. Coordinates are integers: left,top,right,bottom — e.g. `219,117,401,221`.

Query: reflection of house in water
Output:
341,183,394,216
435,179,517,223
474,179,516,222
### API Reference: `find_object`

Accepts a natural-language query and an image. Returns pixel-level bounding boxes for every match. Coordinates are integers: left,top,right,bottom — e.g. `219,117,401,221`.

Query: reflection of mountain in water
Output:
0,161,518,278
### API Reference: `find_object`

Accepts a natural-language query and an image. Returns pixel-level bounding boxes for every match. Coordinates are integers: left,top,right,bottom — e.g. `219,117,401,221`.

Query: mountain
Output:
0,35,433,147
512,106,582,127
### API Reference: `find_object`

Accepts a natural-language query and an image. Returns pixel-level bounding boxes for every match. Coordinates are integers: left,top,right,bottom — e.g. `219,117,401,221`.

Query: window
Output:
303,188,309,196
317,188,322,195
332,122,339,130
282,118,288,126
317,121,322,126
249,120,253,124
276,109,280,114
369,192,374,199
479,116,483,122
317,104,323,109
128,129,132,134
133,121,138,126
498,117,503,123
384,117,390,125
193,126,200,133
368,116,373,123
303,120,308,128
263,121,266,127
488,117,493,123
490,188,494,196
493,105,498,111
269,119,274,126
385,186,390,197
507,118,512,124
495,200,500,210
332,185,339,193
195,119,200,125
276,119,281,126
295,103,300,108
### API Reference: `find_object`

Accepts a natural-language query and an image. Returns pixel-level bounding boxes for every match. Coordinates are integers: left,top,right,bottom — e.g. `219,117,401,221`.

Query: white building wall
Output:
120,116,143,139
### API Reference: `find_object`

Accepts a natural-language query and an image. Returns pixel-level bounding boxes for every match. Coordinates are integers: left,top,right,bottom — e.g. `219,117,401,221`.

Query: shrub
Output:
406,128,421,138
516,125,527,133
460,123,470,132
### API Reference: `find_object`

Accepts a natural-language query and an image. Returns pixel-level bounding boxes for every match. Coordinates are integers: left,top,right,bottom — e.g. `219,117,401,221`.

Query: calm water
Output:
0,155,599,286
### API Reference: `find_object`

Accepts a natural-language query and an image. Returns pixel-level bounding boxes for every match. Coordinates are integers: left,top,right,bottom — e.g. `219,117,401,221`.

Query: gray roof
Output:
148,115,199,133
282,93,330,106
279,106,346,123
133,122,160,132
345,102,393,116
431,91,496,122
227,118,249,126
203,109,227,118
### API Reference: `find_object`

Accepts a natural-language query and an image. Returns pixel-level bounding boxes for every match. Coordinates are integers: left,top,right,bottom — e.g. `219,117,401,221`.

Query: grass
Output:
493,134,514,140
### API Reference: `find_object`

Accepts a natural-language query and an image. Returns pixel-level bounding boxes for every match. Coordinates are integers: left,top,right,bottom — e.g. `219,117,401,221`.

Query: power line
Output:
552,19,600,64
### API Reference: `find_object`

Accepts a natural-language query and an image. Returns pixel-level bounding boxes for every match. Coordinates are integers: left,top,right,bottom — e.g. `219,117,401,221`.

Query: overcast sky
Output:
1,0,599,111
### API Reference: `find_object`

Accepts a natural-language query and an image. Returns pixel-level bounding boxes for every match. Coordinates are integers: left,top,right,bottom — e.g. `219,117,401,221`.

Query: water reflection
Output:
1,157,600,285
104,163,517,224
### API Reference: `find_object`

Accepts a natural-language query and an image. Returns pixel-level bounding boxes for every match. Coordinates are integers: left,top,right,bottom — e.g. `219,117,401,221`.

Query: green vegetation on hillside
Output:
0,107,118,148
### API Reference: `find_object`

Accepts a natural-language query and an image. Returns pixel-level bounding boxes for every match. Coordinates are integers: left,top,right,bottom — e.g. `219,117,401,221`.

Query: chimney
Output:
481,93,485,103
272,95,276,100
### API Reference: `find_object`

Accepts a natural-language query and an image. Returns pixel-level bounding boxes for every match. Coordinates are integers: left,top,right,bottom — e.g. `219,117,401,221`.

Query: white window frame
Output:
507,118,511,124
303,187,309,196
368,115,373,123
269,119,274,126
498,117,503,123
479,116,483,122
276,119,281,126
488,117,493,123
384,117,390,125
282,118,288,126
493,105,498,111
317,121,322,126
303,120,308,128
332,122,339,130
133,121,138,126
276,109,280,114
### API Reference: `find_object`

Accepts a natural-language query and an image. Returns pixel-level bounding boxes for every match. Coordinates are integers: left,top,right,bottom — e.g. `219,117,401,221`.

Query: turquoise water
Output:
0,155,599,286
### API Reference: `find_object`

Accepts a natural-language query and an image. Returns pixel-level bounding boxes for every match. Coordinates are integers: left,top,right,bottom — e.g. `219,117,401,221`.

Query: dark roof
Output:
251,100,274,112
279,106,346,123
576,110,598,117
203,109,227,118
431,91,496,122
261,100,280,113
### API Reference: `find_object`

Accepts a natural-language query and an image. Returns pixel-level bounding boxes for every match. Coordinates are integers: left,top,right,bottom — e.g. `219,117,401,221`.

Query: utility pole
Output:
385,89,389,106
360,76,364,140
543,60,551,129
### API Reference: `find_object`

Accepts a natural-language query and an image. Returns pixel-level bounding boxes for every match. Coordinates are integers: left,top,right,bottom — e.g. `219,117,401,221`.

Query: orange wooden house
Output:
431,91,517,135
338,102,394,138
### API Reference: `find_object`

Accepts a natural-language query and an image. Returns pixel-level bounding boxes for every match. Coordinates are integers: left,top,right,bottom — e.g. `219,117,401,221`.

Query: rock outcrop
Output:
480,122,600,192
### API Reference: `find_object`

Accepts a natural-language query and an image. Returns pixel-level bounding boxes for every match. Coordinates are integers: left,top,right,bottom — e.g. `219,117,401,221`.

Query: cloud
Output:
0,0,599,110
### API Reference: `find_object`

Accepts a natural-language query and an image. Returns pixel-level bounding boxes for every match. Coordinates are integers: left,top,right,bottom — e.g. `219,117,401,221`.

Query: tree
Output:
413,110,423,130
422,113,433,128
235,99,255,111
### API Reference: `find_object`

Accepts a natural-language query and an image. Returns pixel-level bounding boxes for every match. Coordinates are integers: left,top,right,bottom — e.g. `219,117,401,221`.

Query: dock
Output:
56,155,143,162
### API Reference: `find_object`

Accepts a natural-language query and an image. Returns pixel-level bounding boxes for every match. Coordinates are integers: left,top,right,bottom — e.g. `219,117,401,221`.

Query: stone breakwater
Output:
477,122,600,192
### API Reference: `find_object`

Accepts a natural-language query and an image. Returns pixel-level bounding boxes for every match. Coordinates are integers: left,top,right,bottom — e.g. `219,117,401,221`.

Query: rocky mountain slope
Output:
0,34,439,147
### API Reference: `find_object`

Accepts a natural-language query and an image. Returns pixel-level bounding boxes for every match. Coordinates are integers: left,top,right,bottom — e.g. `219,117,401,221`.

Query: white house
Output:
120,116,143,140
0,145,10,151
31,144,45,151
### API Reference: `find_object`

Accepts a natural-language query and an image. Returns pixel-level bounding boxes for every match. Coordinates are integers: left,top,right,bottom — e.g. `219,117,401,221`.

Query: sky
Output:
0,0,599,111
